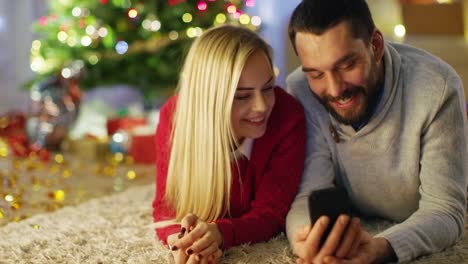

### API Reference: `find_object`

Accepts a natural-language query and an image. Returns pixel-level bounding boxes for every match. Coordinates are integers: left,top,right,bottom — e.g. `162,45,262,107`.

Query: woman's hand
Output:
171,213,224,263
168,233,189,264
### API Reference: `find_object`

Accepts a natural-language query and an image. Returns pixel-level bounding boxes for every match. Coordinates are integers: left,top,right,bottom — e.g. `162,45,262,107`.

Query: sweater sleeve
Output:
285,73,336,244
376,70,467,262
215,103,307,249
152,97,181,245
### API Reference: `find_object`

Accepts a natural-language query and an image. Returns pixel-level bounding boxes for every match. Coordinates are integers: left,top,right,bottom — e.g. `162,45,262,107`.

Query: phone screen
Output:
308,187,353,246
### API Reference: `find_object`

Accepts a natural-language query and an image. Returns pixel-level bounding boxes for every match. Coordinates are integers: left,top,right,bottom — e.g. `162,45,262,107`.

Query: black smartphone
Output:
308,187,353,246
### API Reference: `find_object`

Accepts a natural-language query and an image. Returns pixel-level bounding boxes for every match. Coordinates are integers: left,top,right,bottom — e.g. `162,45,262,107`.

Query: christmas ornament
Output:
27,76,81,150
0,113,50,160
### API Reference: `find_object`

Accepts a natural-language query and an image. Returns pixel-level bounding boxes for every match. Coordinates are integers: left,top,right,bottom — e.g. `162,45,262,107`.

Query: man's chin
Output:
329,107,366,126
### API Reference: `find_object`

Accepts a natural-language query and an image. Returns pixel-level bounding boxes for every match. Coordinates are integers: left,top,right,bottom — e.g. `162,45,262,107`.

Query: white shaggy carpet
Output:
0,184,466,264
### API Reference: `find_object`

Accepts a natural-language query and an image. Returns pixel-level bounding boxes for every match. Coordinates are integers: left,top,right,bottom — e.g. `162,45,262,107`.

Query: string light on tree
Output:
115,41,129,55
197,1,208,11
251,15,262,27
245,0,255,7
28,0,257,100
182,13,193,23
227,4,237,14
128,8,138,19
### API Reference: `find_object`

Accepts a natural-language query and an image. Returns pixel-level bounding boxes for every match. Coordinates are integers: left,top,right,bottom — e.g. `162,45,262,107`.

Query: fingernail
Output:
177,227,186,239
171,245,178,251
340,217,348,224
321,217,329,225
187,249,193,255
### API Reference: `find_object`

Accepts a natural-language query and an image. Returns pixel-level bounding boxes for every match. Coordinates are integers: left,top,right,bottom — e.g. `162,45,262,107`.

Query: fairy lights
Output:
251,15,262,26
227,4,237,14
239,14,250,25
245,0,255,7
215,13,227,24
28,0,264,103
182,13,193,23
168,31,179,40
128,8,138,18
197,1,208,11
81,36,92,46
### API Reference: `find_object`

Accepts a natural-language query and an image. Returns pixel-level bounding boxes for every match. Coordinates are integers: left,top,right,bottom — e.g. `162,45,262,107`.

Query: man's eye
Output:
340,61,356,70
308,72,324,80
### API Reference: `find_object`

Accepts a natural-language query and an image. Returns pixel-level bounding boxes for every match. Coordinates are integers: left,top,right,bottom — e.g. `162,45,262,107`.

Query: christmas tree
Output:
29,0,260,101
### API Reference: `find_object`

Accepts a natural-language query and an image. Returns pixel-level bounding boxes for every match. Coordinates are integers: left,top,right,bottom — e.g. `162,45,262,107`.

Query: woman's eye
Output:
262,86,274,92
235,94,250,100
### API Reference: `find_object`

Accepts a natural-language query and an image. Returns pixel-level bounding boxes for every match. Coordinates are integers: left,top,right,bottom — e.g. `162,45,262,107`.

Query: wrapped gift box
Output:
106,117,147,135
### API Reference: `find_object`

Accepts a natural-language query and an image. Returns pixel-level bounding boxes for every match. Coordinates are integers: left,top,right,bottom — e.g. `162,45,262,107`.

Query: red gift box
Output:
106,117,147,135
129,133,156,164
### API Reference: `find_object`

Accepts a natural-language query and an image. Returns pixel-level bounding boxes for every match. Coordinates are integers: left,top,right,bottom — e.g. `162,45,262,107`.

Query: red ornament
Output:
0,112,50,161
99,0,109,4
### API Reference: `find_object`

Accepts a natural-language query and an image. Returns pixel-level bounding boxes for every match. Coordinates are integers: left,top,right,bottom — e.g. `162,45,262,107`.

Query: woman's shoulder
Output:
272,86,305,119
258,86,306,141
160,94,178,114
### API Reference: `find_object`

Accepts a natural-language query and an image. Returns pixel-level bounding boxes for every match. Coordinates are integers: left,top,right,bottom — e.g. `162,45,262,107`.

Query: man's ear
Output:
371,29,384,61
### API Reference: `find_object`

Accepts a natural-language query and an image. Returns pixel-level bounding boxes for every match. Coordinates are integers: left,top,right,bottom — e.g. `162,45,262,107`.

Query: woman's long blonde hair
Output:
165,25,273,223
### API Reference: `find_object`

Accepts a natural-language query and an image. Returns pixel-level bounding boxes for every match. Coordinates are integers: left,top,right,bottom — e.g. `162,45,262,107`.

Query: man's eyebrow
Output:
302,52,358,73
237,76,274,90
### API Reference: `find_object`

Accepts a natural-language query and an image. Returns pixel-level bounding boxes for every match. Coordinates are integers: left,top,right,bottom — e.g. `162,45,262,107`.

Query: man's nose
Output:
326,72,346,98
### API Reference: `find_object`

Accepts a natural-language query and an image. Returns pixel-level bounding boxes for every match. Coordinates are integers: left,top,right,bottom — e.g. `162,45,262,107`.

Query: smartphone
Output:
308,187,353,246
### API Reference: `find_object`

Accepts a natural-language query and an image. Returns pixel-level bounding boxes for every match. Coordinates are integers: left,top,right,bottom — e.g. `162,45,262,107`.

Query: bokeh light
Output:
197,1,208,11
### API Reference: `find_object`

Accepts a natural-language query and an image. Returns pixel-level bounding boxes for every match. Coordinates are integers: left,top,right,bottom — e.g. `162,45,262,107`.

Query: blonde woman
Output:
153,25,306,263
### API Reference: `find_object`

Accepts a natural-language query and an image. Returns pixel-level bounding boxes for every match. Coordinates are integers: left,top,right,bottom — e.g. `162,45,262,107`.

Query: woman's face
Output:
231,50,276,141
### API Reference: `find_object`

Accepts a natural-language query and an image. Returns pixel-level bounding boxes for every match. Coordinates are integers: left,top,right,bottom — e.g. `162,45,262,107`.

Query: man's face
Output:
295,21,384,126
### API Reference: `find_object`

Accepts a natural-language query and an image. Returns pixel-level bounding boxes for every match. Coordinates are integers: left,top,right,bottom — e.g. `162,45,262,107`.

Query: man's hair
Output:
289,0,375,52
165,25,273,223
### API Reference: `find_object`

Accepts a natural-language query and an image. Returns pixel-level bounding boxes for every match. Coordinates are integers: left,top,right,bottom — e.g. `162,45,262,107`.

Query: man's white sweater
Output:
286,42,468,263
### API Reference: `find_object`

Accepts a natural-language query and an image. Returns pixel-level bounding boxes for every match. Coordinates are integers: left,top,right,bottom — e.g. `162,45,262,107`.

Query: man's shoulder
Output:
390,42,460,87
286,67,309,96
285,67,329,115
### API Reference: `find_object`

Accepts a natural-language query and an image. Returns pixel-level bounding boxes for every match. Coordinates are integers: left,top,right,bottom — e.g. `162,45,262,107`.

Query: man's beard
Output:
312,85,378,127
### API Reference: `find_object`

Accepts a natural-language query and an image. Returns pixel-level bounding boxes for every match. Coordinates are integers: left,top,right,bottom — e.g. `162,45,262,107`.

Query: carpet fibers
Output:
0,184,466,263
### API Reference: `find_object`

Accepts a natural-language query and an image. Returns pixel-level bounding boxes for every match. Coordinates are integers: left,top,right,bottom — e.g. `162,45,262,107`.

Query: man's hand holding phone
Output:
292,187,363,264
